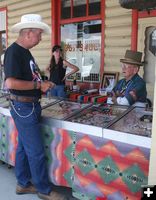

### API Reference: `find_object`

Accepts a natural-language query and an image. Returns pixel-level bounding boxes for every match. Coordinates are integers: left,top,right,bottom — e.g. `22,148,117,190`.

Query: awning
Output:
119,0,156,11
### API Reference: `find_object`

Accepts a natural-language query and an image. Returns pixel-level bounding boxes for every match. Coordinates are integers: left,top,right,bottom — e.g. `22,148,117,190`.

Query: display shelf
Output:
67,104,128,128
0,99,153,200
0,93,10,109
42,100,91,120
0,98,9,107
40,96,61,109
108,106,153,137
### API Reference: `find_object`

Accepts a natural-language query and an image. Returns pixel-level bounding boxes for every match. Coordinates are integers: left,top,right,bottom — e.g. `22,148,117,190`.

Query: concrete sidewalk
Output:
0,162,77,200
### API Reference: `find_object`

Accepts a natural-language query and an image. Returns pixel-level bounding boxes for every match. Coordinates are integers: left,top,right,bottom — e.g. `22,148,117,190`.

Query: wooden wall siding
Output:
105,0,132,78
0,0,6,7
7,0,51,71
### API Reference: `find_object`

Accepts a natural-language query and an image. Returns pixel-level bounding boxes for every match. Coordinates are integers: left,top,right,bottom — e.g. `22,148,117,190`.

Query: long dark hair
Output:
49,45,63,70
49,55,63,71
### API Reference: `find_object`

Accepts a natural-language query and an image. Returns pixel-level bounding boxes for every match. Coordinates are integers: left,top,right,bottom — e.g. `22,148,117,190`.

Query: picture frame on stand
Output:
100,71,119,92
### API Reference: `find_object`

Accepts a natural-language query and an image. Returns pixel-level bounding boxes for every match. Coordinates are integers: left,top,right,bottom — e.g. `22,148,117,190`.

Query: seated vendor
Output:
110,50,147,106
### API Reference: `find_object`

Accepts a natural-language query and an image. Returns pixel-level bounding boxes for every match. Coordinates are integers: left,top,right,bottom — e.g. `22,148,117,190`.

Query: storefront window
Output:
73,0,86,18
61,0,101,19
61,0,71,19
61,20,101,82
89,0,101,15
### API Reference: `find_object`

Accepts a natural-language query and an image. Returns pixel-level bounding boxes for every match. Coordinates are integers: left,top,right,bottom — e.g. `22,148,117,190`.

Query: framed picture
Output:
101,71,119,91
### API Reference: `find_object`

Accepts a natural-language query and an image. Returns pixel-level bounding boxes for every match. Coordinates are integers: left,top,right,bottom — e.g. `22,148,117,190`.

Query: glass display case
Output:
0,93,10,108
42,100,91,120
40,96,60,109
0,93,10,116
108,106,153,137
67,104,129,128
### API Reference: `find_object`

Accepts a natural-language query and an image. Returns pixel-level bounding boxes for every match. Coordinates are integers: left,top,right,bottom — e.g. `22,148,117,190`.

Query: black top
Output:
4,42,42,98
49,57,66,85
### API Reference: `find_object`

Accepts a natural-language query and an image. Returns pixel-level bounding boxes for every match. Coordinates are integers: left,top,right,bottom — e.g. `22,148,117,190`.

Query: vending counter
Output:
0,96,152,200
64,105,152,200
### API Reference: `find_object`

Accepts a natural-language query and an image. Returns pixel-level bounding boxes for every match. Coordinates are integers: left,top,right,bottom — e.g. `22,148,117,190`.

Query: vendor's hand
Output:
115,91,121,97
40,81,55,93
112,95,117,104
111,91,116,97
110,91,117,103
112,90,121,97
129,90,137,101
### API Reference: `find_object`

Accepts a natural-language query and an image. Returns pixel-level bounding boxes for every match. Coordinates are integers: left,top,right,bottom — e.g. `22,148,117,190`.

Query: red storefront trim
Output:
131,10,138,51
131,9,156,51
51,0,60,45
139,10,156,18
100,0,105,76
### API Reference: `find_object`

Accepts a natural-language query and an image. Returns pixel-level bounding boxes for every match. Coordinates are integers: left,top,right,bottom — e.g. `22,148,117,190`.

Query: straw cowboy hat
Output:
11,14,50,34
120,50,143,66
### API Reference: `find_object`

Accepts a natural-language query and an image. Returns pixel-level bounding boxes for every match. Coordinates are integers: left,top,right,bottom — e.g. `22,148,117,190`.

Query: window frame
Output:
51,0,105,85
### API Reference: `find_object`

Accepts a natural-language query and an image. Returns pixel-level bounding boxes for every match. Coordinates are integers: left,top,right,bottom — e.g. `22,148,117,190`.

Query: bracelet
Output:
33,81,37,90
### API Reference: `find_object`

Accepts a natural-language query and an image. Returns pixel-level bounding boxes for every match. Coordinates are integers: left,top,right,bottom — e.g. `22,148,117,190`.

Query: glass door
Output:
61,20,101,83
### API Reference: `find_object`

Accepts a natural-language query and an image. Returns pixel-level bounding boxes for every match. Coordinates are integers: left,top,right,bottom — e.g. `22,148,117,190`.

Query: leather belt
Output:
9,94,40,103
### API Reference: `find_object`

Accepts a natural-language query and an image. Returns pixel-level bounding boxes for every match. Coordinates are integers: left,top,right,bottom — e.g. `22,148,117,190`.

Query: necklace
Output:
120,80,132,94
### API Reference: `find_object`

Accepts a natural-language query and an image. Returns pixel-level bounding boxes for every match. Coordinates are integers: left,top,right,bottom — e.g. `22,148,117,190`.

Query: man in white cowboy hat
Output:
4,14,66,200
111,49,147,106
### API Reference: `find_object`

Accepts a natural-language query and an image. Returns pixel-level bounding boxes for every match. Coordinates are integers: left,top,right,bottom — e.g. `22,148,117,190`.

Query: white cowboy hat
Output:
11,14,50,34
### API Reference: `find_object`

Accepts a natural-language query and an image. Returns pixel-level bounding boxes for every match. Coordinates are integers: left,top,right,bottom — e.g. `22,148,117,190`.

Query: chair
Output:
146,98,152,108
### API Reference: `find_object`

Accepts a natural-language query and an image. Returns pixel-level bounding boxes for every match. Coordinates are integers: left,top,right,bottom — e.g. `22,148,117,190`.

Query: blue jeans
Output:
10,101,52,194
50,85,66,98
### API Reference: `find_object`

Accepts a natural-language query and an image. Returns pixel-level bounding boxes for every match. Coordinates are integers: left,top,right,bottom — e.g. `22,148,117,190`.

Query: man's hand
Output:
129,90,137,101
40,81,55,93
112,95,117,104
111,91,118,104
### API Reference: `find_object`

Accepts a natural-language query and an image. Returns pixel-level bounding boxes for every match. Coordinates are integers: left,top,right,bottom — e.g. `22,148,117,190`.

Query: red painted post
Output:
131,10,138,51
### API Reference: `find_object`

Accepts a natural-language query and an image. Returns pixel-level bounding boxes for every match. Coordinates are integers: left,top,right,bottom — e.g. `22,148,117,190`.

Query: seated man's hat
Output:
120,50,143,66
11,14,50,34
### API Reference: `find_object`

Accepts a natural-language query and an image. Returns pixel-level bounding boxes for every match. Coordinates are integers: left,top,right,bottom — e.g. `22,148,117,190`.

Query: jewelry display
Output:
109,107,152,137
68,104,128,128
